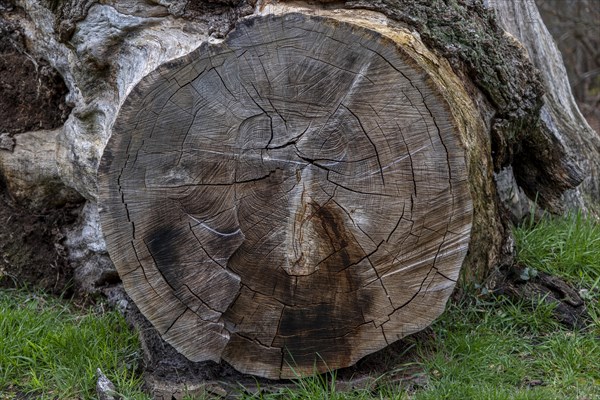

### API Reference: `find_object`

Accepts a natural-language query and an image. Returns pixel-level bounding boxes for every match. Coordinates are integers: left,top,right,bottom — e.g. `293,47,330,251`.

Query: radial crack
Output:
341,104,385,185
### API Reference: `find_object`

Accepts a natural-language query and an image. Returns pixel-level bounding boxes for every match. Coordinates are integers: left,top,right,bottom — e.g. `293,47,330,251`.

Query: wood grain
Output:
98,13,473,379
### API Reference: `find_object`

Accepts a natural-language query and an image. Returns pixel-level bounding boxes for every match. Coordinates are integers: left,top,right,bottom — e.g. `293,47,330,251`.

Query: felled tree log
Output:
1,0,595,385
99,12,475,378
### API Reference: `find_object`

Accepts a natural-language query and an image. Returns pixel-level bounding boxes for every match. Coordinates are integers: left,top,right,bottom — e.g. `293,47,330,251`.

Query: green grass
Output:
513,210,600,285
411,210,600,400
412,298,599,400
0,290,145,399
413,210,600,400
1,211,599,399
513,209,600,333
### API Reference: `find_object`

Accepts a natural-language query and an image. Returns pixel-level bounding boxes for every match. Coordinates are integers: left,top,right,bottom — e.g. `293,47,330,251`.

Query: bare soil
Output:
0,1,71,135
0,186,81,295
0,1,78,294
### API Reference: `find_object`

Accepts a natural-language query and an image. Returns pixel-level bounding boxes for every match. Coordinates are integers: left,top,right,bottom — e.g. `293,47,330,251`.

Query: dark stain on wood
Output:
146,226,182,288
250,199,370,368
312,201,364,273
278,304,355,370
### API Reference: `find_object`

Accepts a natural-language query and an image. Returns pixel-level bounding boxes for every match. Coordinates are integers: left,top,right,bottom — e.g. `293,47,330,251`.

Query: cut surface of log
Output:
98,13,472,379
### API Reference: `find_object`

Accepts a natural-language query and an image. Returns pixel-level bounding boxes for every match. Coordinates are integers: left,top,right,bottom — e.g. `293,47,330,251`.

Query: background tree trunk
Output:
536,0,600,134
487,0,600,213
0,0,596,384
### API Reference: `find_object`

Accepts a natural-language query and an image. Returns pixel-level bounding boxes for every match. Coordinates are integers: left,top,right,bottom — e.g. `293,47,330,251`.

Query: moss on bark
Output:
345,0,582,209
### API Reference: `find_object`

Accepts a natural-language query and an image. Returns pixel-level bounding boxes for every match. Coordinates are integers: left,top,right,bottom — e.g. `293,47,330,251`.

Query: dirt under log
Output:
99,13,473,379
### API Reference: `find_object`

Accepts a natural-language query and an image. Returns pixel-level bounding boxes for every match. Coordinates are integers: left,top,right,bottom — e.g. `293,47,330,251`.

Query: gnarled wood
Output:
99,13,472,379
487,0,600,209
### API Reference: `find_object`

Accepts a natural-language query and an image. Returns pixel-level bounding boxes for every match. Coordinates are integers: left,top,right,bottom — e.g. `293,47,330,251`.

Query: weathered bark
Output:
487,0,600,211
493,264,588,329
0,0,255,296
0,0,595,385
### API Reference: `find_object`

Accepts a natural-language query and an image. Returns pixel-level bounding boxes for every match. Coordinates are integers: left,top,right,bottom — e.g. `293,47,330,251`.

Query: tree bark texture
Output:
0,0,595,382
487,0,600,211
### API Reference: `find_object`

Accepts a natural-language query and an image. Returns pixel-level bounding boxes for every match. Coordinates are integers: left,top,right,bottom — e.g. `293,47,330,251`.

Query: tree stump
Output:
99,13,472,379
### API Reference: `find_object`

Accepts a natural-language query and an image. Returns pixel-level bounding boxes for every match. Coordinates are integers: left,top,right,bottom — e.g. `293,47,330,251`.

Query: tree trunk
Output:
0,0,595,382
98,11,475,378
536,0,600,133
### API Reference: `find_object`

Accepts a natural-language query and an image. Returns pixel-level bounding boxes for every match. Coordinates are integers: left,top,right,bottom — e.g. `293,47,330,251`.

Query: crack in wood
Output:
163,308,188,336
341,104,386,185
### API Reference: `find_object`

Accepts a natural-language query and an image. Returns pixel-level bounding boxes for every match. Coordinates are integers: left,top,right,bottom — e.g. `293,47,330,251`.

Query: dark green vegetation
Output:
1,211,598,399
514,211,600,286
0,291,145,399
